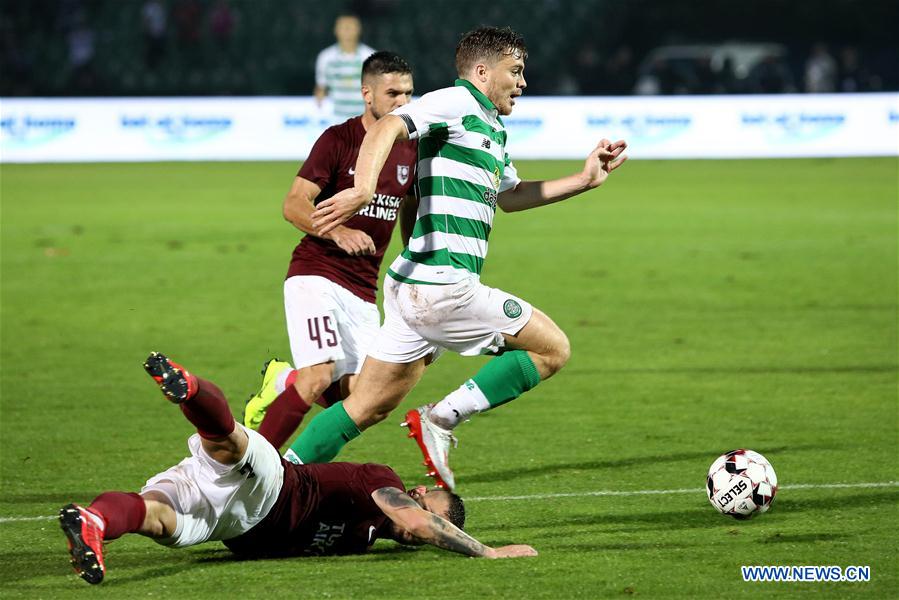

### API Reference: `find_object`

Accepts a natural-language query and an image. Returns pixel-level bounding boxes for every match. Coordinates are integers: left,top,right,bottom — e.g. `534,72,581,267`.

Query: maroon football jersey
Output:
287,116,417,303
223,461,405,557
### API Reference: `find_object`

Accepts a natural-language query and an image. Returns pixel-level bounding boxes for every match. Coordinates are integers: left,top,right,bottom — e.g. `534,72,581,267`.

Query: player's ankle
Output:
429,412,456,430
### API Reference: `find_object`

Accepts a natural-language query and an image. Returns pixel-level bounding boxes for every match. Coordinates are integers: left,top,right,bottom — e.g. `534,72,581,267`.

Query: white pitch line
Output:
0,515,56,523
467,481,899,502
1,481,896,524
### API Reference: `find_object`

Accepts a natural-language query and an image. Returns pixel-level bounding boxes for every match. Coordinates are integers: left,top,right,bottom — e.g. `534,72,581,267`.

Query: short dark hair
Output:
362,51,413,80
443,491,466,530
455,26,527,76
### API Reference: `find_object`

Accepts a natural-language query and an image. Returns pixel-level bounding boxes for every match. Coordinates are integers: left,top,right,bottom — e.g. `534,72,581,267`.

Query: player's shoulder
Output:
359,43,376,58
325,116,362,136
317,43,341,61
415,86,478,114
358,463,404,486
422,85,472,104
317,116,363,145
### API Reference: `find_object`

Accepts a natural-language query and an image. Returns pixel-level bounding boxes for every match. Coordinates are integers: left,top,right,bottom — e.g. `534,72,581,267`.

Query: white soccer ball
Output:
706,449,778,519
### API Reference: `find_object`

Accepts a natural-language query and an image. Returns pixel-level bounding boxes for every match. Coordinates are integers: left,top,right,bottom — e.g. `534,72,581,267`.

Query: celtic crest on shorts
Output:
503,299,522,318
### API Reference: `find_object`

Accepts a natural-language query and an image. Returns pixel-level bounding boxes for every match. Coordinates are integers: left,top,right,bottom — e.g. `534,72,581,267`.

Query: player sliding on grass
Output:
243,51,418,449
281,26,628,489
59,353,536,585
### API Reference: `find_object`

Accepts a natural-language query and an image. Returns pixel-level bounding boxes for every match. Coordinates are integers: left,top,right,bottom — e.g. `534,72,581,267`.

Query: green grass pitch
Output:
1,158,897,598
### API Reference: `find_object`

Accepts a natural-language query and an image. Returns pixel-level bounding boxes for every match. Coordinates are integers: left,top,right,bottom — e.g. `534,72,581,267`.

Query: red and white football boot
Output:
59,503,106,585
402,405,457,491
143,351,197,403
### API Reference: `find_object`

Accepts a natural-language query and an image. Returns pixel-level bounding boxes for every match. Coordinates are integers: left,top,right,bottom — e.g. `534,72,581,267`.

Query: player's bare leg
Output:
256,361,337,448
138,492,179,538
500,308,571,378
294,363,335,403
408,308,570,489
60,490,179,584
284,356,427,463
343,357,427,428
61,354,253,584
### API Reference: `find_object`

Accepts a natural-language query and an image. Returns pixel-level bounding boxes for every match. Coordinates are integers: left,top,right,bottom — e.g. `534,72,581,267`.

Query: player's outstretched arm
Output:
497,138,628,213
312,115,409,236
372,487,537,559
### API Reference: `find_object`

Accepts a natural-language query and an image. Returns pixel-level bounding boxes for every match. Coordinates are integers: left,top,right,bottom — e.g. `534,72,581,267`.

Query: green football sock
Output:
472,350,542,408
288,401,360,463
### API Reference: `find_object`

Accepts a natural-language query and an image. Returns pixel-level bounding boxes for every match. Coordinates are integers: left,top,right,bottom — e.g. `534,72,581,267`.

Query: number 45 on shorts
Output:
307,316,338,350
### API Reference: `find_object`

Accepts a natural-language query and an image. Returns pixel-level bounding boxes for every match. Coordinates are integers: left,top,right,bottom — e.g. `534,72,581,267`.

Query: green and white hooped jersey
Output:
315,43,375,120
387,79,521,285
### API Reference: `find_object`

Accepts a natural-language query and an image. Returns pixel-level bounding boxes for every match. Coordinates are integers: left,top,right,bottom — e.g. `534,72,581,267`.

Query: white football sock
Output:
429,380,490,429
274,367,295,394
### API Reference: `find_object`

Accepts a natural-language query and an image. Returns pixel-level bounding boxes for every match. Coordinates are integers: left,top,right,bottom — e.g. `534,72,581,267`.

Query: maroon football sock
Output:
180,377,236,440
317,380,344,408
88,492,147,540
258,385,311,449
284,368,344,408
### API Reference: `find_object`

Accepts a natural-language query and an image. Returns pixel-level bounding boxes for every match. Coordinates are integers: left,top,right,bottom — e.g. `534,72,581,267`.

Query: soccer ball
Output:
706,449,778,519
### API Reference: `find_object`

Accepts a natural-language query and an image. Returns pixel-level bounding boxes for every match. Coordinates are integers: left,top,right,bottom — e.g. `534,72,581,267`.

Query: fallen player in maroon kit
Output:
59,352,537,584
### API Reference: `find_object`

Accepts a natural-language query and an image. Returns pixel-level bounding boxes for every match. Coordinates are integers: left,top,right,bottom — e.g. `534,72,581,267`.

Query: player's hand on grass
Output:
329,227,376,256
486,544,538,559
312,187,372,236
582,138,628,189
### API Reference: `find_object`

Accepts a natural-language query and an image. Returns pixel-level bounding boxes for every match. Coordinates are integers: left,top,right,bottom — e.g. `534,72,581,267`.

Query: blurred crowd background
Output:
2,0,897,97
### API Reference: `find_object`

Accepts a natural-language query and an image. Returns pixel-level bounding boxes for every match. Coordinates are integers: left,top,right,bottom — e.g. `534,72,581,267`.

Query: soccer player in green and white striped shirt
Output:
287,27,628,489
314,14,375,121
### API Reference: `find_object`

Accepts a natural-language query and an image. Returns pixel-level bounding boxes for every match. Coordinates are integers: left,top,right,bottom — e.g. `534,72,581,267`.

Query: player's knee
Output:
294,370,332,402
544,331,571,377
139,498,174,538
201,427,248,465
345,394,400,429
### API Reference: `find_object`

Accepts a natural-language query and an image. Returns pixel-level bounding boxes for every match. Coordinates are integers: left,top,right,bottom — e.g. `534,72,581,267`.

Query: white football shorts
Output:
368,274,533,364
140,426,284,548
283,275,380,381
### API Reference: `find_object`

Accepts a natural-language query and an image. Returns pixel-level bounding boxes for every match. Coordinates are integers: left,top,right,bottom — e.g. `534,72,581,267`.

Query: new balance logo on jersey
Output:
481,139,491,149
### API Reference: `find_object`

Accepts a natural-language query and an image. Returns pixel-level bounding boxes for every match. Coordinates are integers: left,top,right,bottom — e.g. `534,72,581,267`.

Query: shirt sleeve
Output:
297,126,339,190
359,464,405,495
390,88,467,141
499,153,521,192
360,44,376,60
